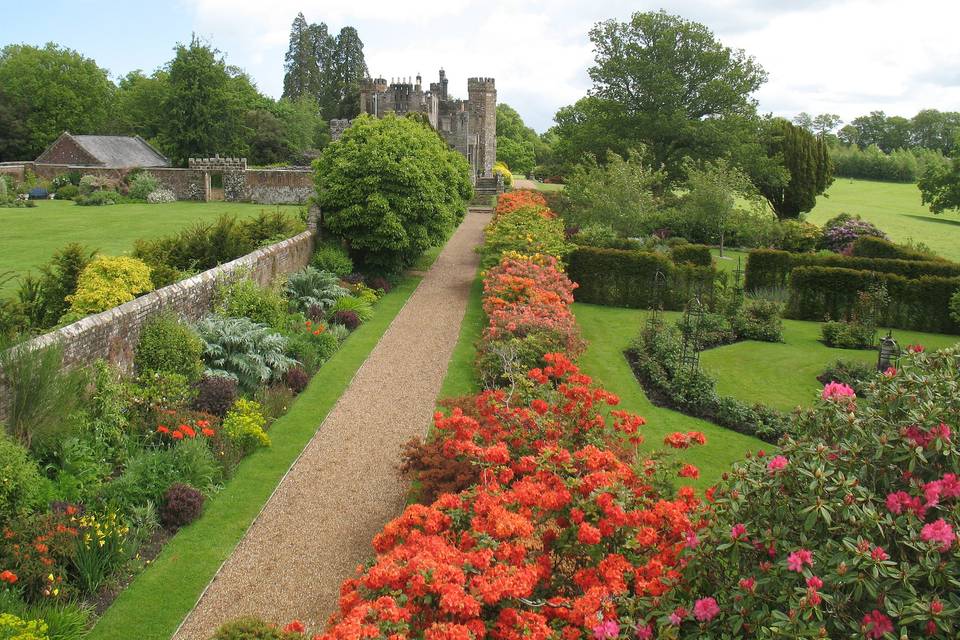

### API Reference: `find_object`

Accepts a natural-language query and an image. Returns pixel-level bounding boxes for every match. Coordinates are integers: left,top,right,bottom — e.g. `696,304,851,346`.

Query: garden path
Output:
173,208,490,639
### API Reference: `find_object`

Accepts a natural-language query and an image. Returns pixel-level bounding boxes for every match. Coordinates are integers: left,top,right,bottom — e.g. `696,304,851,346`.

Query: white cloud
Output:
182,0,960,131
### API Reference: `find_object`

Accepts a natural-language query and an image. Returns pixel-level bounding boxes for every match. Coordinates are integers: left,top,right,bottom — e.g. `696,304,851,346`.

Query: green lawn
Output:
574,303,764,487
87,275,420,640
437,273,484,399
702,319,960,412
0,200,300,294
807,178,960,262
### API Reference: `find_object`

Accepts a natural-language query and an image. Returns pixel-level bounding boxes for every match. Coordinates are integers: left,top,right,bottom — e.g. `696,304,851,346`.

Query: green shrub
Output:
476,331,572,392
571,223,620,248
0,435,50,527
66,256,153,316
786,266,959,333
127,173,159,200
951,289,960,325
670,243,712,266
329,295,373,322
821,320,876,349
626,324,791,442
0,590,90,640
731,299,784,342
566,246,718,309
221,399,270,454
851,235,943,261
817,358,876,395
195,315,297,393
210,617,302,640
282,326,338,374
311,242,353,276
745,248,960,292
135,312,204,381
239,210,304,248
0,613,48,640
315,114,472,273
775,219,821,253
214,278,288,329
54,184,79,200
17,243,96,330
101,438,220,511
479,206,571,268
284,268,347,316
75,190,125,206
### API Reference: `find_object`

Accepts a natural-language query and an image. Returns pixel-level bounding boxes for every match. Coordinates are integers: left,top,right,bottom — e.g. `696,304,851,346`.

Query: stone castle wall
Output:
0,227,317,418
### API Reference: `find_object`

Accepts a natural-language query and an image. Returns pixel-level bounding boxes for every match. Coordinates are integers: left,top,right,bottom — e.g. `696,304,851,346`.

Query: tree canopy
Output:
0,43,116,159
314,115,473,273
755,119,833,219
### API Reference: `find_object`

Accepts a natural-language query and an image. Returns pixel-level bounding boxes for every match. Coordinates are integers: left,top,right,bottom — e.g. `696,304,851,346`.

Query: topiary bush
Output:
195,315,297,394
135,312,204,382
193,375,238,417
311,242,353,276
315,114,473,273
160,483,205,529
66,255,153,316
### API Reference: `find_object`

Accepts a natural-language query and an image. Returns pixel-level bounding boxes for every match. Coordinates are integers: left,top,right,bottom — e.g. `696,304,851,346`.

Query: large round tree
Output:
314,114,473,273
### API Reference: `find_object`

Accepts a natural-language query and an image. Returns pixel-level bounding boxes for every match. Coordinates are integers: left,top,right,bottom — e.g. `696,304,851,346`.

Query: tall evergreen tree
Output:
333,26,368,119
757,119,833,219
282,13,317,101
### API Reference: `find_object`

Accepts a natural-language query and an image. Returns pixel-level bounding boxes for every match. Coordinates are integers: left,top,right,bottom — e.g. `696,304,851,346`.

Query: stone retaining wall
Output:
0,227,317,418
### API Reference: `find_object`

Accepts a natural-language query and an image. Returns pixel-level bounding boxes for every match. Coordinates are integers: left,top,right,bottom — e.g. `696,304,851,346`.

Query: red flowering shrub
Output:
161,483,205,530
0,509,78,599
495,190,549,218
320,354,706,640
643,347,960,638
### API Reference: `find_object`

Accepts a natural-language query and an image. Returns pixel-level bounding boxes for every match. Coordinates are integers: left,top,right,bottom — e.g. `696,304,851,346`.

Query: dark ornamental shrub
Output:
160,483,205,529
193,375,239,417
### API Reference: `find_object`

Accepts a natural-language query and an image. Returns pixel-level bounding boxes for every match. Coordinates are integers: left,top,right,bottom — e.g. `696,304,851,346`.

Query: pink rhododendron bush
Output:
643,347,960,638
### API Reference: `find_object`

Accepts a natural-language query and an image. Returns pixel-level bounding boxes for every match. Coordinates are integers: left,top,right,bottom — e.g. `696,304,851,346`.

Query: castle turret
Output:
467,77,497,177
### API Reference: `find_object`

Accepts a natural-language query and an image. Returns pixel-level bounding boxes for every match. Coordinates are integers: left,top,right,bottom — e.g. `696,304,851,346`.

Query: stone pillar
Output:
467,78,497,177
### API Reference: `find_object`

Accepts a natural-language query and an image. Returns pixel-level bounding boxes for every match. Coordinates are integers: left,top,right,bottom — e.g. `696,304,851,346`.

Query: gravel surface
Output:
173,209,489,640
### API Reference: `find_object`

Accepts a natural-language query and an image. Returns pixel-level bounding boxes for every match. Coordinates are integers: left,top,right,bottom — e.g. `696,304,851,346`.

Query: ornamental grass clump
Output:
641,346,960,638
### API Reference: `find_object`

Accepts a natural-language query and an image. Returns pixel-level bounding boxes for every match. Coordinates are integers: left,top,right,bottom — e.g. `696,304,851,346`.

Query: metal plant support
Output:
645,270,668,332
679,294,706,373
877,331,901,372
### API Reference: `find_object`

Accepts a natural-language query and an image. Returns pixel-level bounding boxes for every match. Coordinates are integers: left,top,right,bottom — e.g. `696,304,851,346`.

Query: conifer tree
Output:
758,119,833,219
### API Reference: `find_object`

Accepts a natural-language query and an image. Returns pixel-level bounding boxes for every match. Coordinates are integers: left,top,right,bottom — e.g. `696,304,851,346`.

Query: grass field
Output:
0,200,301,294
808,179,960,261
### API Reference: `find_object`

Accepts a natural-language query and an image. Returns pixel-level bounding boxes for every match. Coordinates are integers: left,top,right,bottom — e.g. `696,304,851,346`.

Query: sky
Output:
3,0,960,132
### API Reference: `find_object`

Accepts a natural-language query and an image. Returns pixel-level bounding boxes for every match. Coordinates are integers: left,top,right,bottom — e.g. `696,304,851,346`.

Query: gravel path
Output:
174,208,489,640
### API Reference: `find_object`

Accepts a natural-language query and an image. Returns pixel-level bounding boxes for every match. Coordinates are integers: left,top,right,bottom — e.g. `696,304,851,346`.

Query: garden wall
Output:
0,226,317,418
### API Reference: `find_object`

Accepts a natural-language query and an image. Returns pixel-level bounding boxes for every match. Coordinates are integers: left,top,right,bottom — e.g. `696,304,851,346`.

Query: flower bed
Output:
0,261,390,636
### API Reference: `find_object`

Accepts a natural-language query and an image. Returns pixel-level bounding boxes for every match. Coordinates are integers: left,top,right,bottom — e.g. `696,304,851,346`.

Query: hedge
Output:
671,243,713,267
745,249,960,291
785,265,960,333
850,236,945,262
567,246,718,309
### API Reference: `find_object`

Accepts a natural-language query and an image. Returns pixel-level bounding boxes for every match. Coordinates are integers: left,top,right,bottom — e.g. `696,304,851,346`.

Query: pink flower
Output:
883,366,897,378
806,575,823,589
862,610,893,638
693,597,720,622
685,530,700,549
592,620,620,640
730,523,747,540
635,624,653,639
738,577,755,591
822,381,856,401
767,455,788,474
921,518,956,551
668,607,687,625
787,548,813,572
906,343,924,353
870,546,889,562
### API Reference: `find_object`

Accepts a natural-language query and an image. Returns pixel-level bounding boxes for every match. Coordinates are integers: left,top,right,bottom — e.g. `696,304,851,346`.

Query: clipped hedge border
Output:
567,246,718,309
850,236,946,262
785,265,960,333
745,248,960,291
671,243,713,267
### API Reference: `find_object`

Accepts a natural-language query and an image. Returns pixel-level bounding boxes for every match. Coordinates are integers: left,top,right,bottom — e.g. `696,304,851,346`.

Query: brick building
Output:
35,132,170,168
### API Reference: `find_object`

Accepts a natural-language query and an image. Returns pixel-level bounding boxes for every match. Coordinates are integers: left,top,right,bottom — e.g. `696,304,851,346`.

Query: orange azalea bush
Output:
320,354,706,640
495,190,551,218
477,254,583,389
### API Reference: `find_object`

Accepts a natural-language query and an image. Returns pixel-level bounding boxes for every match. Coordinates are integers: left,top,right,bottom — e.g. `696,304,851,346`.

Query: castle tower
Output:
467,77,497,177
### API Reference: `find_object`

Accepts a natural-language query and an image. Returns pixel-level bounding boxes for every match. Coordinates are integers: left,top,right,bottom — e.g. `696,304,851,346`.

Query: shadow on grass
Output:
903,214,960,227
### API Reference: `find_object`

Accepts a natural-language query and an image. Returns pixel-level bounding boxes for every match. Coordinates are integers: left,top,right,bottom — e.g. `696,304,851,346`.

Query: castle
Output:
334,70,497,181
